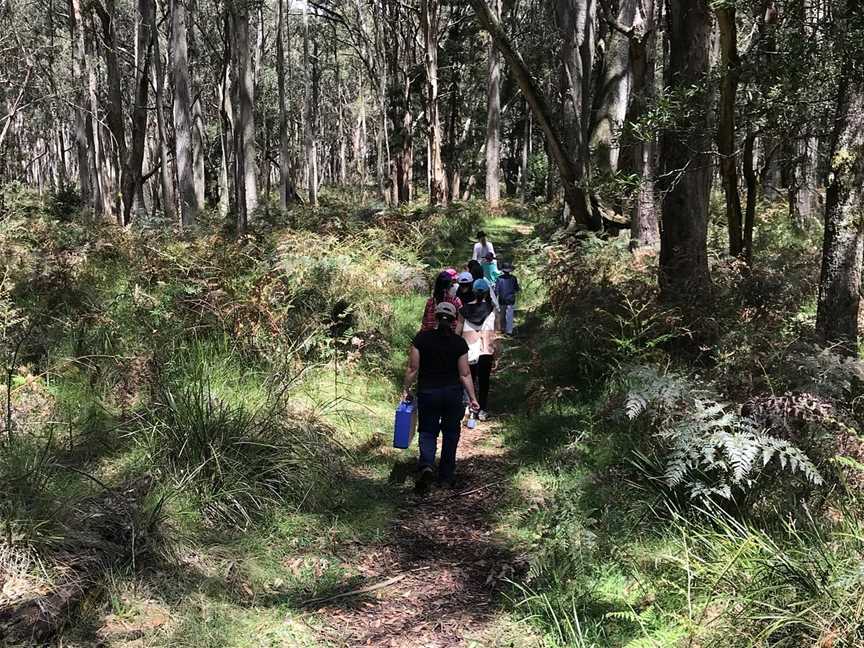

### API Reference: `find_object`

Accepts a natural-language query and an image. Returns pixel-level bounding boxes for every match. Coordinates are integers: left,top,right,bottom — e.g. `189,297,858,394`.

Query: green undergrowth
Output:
1,188,537,645
492,200,864,647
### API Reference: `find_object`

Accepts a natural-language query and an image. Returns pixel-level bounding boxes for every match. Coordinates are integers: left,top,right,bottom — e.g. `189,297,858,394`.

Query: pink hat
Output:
444,268,458,279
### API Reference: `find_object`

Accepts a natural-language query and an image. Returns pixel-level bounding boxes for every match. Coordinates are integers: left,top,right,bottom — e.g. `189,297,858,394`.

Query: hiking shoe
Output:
414,466,434,494
478,410,489,422
437,476,459,490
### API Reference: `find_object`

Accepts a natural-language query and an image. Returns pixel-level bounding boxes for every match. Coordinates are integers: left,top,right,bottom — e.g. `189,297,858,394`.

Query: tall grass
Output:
144,375,342,528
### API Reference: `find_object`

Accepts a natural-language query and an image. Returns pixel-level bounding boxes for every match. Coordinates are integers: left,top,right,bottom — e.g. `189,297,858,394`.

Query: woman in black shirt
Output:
403,302,480,492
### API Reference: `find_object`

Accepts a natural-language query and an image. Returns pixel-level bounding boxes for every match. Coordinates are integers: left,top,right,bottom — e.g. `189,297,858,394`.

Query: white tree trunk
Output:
171,0,200,226
485,0,501,206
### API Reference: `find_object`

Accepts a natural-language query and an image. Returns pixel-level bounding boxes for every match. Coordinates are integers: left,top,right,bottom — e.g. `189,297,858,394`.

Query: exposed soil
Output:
310,424,535,648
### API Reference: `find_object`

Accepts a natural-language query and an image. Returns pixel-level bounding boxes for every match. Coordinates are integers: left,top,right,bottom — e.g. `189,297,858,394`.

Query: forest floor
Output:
299,213,542,647
309,422,536,648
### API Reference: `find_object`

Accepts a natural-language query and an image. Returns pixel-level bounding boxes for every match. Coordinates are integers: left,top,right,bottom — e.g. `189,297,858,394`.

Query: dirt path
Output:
310,423,531,647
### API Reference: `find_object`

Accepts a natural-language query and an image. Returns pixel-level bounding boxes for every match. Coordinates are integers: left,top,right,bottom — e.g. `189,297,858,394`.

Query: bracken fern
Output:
620,365,823,502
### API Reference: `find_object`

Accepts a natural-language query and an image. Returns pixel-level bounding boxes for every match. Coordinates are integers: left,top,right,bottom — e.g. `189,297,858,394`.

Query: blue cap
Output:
457,271,474,284
473,278,491,293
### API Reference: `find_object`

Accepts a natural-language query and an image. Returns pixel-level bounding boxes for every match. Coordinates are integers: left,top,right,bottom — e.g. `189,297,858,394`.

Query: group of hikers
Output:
402,231,522,494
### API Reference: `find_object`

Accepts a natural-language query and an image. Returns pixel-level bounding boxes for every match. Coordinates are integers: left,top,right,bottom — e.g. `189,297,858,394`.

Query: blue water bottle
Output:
393,400,417,449
467,410,477,429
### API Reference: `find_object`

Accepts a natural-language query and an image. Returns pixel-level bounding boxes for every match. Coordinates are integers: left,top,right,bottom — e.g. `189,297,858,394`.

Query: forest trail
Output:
312,423,528,647
310,214,536,647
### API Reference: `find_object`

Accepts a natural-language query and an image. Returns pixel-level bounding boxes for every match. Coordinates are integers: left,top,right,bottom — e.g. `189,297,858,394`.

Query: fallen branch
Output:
302,566,431,607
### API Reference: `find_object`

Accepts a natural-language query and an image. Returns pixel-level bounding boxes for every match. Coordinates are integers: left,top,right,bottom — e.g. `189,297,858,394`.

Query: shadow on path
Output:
305,427,531,647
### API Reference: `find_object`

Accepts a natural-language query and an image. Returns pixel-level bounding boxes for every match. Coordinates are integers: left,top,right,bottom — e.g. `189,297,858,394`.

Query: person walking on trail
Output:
455,271,475,303
481,252,501,284
495,261,521,336
472,230,495,262
403,302,481,493
470,258,499,310
421,271,462,332
457,278,499,422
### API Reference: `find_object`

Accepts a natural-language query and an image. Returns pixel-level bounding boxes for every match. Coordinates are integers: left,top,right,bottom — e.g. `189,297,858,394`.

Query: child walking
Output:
495,261,521,336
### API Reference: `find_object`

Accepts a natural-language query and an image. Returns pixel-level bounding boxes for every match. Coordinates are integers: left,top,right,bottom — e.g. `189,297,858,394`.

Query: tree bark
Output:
277,0,294,208
659,0,712,298
303,3,318,206
152,0,176,221
484,0,501,207
468,0,599,229
556,0,599,227
68,0,91,212
219,8,233,218
626,0,659,250
120,0,154,226
422,0,447,205
233,1,258,217
815,63,864,352
743,130,757,263
592,0,637,173
94,0,126,221
716,6,744,258
171,0,200,227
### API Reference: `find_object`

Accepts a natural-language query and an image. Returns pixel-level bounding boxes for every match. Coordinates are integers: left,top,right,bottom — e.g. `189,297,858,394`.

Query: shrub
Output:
144,377,342,528
619,364,823,504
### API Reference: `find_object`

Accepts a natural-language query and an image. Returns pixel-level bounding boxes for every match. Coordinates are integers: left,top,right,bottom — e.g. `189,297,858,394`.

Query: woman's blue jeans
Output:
416,384,464,481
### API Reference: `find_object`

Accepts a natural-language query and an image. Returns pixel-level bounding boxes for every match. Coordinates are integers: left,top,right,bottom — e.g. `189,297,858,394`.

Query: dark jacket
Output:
495,274,520,305
460,301,495,326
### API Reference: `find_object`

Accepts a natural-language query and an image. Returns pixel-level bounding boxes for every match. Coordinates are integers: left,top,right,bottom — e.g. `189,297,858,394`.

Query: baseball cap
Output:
435,302,457,319
457,271,474,284
473,278,491,293
444,268,458,279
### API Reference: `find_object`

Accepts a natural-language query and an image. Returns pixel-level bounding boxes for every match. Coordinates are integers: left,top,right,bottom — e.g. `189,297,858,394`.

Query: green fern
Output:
619,365,824,502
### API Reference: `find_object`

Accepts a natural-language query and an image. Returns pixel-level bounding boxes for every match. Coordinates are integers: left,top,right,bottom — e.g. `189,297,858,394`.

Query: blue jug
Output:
393,400,417,449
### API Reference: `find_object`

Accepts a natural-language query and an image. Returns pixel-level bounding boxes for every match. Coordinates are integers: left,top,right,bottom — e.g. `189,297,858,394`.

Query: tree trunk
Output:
556,0,599,227
716,6,744,258
188,0,205,208
422,0,447,205
743,130,757,263
484,0,501,207
468,0,600,229
627,0,659,250
233,2,258,218
815,65,864,352
219,8,233,218
120,0,154,226
788,137,817,229
659,0,712,298
152,0,176,221
86,33,109,218
592,0,637,173
171,0,199,227
94,0,126,221
303,4,318,206
277,0,294,208
68,0,91,212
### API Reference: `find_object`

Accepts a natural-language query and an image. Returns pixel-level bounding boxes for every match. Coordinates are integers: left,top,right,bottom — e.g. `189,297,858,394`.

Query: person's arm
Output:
402,345,420,400
472,243,480,261
488,241,495,256
455,314,465,336
458,354,481,411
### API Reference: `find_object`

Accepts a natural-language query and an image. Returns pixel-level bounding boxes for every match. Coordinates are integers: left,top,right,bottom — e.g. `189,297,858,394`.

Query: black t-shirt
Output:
412,328,469,389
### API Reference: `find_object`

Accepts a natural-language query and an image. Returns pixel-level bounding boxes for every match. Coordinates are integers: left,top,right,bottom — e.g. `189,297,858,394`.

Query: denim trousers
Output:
417,384,464,481
503,304,516,335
